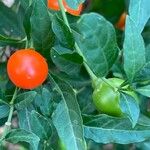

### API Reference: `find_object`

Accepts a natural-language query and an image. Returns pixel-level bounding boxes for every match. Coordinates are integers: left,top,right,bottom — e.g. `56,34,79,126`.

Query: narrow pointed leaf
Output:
120,93,140,127
123,16,145,82
5,129,40,150
51,76,86,150
15,91,37,110
135,62,150,81
129,0,150,33
84,114,150,144
52,15,75,50
0,34,25,44
136,85,150,97
18,109,52,140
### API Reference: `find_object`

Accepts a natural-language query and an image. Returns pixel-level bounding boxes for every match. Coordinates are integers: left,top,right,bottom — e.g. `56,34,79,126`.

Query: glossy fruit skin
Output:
7,49,48,90
116,12,127,30
92,78,138,117
47,0,83,16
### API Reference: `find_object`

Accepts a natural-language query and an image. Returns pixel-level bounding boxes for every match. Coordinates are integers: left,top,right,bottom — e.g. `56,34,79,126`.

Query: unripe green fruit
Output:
92,78,138,116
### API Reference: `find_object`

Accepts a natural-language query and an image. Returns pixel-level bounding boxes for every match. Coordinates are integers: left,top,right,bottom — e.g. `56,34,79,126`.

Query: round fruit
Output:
92,78,138,116
47,0,83,16
7,49,48,89
116,12,127,30
92,78,122,116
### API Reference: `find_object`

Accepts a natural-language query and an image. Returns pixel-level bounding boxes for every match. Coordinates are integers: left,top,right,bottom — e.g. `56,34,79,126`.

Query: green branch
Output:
57,0,118,90
57,0,97,81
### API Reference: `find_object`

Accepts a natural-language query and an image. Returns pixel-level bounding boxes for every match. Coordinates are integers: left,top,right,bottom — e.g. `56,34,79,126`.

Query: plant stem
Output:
10,87,18,105
57,0,117,90
57,0,97,81
25,39,28,49
0,87,18,142
25,38,34,49
75,43,97,80
57,0,71,31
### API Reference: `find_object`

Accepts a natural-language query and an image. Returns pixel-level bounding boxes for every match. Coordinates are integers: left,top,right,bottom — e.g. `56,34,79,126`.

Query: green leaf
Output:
52,15,75,50
84,114,150,144
18,107,35,131
29,111,52,139
0,102,10,119
65,0,85,9
135,62,150,82
52,44,74,55
52,71,91,89
0,1,25,38
34,87,53,116
136,141,150,150
136,85,150,97
23,4,33,40
18,109,52,140
20,0,31,9
0,34,25,44
120,93,140,128
129,0,150,33
15,91,37,110
75,13,119,77
0,63,9,91
77,86,96,114
123,16,146,82
146,44,150,62
30,0,54,57
51,75,86,150
51,49,82,76
5,129,40,150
